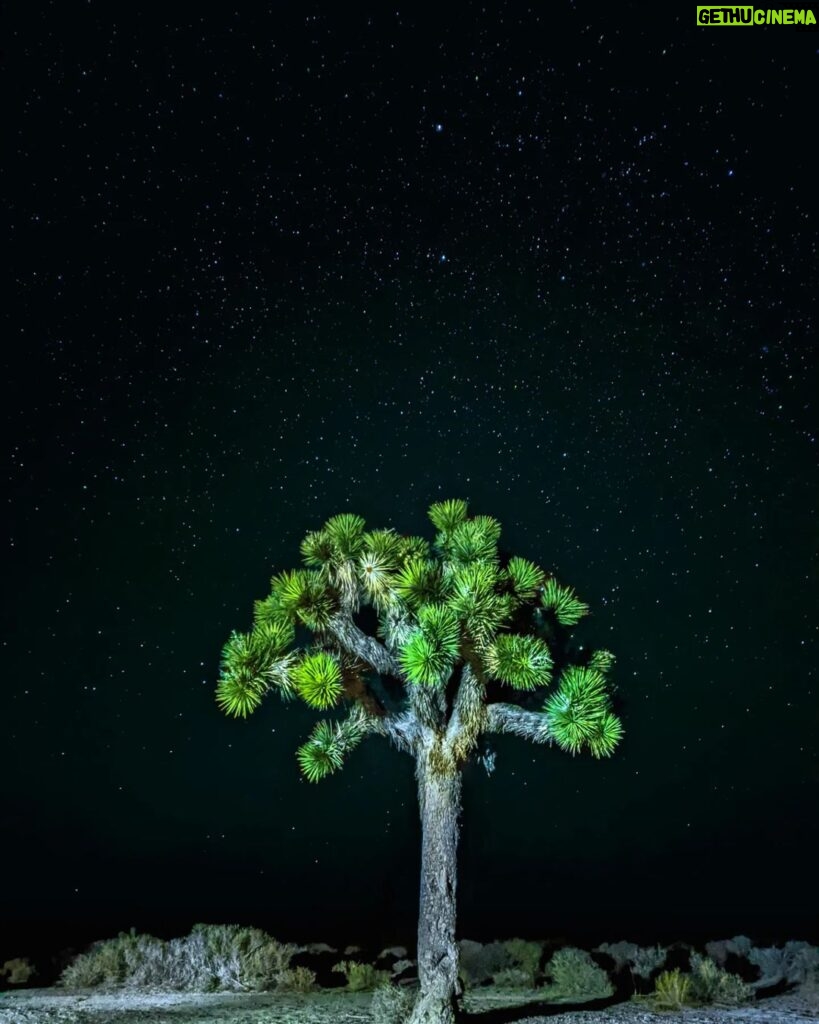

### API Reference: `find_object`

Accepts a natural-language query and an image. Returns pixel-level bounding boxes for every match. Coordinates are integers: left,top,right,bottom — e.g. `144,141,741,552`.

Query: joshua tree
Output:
215,500,624,1024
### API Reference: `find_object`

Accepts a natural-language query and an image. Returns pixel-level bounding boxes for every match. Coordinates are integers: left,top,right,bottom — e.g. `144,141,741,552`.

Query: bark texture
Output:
410,739,462,1024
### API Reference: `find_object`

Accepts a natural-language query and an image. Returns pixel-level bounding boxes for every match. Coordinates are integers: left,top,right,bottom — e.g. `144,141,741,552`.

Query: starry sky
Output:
4,2,818,973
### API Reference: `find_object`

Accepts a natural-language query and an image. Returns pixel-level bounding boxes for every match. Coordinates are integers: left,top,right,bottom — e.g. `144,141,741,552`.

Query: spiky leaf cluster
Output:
505,556,546,600
295,708,369,782
544,665,623,756
393,558,444,608
215,620,297,718
448,562,513,647
485,634,553,690
589,649,616,673
428,499,469,534
291,651,344,709
269,569,335,630
399,603,461,687
540,578,590,626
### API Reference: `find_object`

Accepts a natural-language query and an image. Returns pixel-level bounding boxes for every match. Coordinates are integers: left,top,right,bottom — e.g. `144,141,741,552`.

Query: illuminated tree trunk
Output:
410,739,462,1024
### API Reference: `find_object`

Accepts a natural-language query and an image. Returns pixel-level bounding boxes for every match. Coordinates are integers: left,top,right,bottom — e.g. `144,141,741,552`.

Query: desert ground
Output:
1,987,816,1024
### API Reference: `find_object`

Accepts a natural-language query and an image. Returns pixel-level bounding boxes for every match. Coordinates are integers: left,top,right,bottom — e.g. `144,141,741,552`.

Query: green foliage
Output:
218,500,623,779
215,631,269,718
428,498,469,534
332,960,390,991
393,558,444,608
546,947,613,998
544,665,623,757
296,720,345,782
505,557,545,600
653,968,692,1010
417,603,461,656
291,651,344,709
502,938,542,986
589,648,616,673
363,529,405,564
323,513,367,560
359,549,398,609
447,562,512,647
485,635,553,691
540,578,590,626
270,569,334,630
300,529,335,568
399,631,453,686
371,981,415,1024
446,517,501,564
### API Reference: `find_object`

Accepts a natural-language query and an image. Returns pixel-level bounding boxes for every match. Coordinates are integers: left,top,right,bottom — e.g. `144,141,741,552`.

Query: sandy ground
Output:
0,987,817,1024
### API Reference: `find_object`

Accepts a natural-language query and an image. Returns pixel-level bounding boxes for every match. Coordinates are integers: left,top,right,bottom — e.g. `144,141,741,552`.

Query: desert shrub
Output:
800,966,819,1008
594,941,638,972
275,965,316,992
371,981,415,1024
332,959,390,991
704,935,753,967
653,968,692,1010
58,925,297,992
0,958,36,985
492,967,533,989
545,947,612,999
746,942,818,988
458,939,510,989
631,945,667,979
689,953,753,1006
58,932,142,988
594,941,666,980
503,938,542,985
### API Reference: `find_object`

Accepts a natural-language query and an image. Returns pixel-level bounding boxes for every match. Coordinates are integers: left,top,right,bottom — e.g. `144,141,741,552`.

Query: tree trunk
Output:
409,742,462,1024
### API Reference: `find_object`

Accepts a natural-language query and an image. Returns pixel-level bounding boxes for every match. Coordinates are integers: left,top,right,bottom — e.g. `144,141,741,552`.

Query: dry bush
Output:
332,959,390,991
275,965,316,992
58,924,297,992
0,957,36,985
544,947,612,999
371,981,415,1024
502,938,542,986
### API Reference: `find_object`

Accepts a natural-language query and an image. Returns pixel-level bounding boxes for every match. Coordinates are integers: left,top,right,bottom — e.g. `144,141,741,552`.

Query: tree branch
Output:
364,710,421,755
484,703,555,745
445,663,486,751
326,613,400,676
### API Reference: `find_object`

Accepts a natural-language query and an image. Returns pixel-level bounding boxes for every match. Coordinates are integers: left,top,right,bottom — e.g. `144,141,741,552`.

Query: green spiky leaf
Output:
398,535,431,561
428,499,469,534
399,631,453,686
447,519,501,564
300,529,335,568
292,651,344,709
544,665,610,754
393,558,444,608
540,577,590,626
417,603,461,657
361,529,405,564
358,550,397,609
215,666,267,719
589,649,616,673
323,513,367,559
250,620,295,662
271,569,335,629
588,711,624,758
484,634,553,690
506,557,546,600
296,720,344,782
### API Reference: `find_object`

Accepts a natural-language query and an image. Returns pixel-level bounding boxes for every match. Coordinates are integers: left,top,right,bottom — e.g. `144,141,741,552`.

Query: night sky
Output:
4,3,818,974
